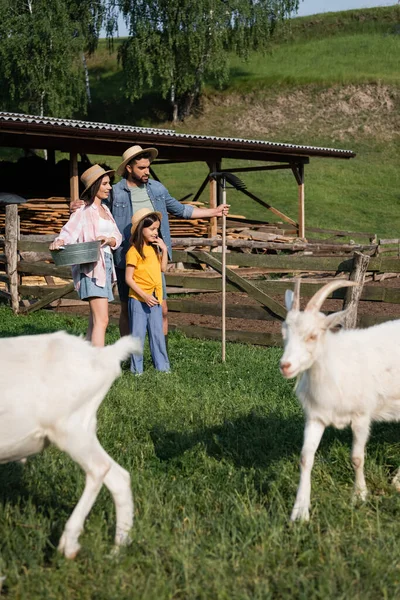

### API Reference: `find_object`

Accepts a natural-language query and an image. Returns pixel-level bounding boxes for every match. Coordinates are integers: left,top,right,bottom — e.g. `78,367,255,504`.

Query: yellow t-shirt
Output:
126,244,163,302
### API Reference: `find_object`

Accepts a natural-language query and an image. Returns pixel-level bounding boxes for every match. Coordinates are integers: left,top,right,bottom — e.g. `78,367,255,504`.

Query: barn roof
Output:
0,111,356,163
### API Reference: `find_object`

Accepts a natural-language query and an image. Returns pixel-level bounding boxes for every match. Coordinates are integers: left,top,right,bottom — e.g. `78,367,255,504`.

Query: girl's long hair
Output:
130,213,161,259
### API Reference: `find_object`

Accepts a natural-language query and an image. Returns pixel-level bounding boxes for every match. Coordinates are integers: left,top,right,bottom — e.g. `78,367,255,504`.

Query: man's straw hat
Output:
131,208,162,237
117,145,158,176
80,165,114,196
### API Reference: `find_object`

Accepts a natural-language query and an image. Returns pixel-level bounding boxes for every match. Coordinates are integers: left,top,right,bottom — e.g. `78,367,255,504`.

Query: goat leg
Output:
351,416,370,501
103,460,134,548
291,419,325,522
54,431,112,559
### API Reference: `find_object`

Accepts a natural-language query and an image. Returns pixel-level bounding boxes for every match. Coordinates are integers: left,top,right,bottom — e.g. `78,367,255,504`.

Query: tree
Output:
0,0,114,117
117,0,299,122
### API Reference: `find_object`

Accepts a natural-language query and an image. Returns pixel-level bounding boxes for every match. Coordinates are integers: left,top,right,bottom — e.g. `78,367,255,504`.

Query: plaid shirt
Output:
56,203,122,290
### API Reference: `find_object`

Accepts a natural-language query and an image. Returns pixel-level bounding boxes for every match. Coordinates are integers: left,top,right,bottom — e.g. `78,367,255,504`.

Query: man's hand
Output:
70,199,85,213
191,204,230,219
214,203,230,217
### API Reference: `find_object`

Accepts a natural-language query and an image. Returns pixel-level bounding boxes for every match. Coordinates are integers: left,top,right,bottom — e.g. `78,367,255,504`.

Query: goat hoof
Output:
290,507,310,522
352,489,368,503
58,534,81,559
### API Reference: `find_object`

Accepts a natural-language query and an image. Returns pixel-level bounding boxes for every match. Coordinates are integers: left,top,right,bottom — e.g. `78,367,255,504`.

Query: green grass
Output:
2,306,400,598
223,33,400,92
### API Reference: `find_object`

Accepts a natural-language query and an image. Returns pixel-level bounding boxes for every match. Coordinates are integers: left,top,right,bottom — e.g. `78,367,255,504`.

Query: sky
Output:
110,0,398,38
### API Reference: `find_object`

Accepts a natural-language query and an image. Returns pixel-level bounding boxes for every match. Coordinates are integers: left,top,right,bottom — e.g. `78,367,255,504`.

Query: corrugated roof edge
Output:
0,111,356,157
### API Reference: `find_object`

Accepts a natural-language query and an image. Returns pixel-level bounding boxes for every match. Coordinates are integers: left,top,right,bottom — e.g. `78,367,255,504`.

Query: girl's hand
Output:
49,239,65,250
153,236,167,252
143,293,159,308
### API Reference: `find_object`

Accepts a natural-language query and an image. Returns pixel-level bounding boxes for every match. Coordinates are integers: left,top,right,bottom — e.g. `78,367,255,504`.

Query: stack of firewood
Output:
0,197,70,235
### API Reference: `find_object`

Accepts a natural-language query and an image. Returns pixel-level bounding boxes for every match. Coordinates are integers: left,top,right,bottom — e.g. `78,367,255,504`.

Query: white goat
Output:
280,279,400,521
0,331,141,558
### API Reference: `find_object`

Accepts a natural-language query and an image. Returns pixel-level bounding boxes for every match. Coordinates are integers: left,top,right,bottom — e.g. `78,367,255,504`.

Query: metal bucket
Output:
51,241,101,266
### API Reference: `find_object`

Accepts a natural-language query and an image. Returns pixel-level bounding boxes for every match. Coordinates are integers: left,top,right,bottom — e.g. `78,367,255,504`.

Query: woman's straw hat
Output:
80,165,114,196
117,145,158,176
131,208,162,237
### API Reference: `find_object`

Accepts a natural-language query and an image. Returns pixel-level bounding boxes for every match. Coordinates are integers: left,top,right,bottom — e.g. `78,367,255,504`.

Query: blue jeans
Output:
128,297,170,374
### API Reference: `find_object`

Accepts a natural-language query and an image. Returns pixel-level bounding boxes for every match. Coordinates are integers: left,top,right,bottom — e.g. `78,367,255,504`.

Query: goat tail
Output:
103,335,142,364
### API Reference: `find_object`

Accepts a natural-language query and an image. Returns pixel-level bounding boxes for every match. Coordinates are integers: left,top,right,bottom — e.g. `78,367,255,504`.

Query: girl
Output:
125,208,170,375
49,164,122,347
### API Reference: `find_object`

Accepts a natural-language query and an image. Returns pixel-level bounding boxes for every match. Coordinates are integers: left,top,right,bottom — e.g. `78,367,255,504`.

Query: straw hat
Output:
117,145,158,176
80,165,114,196
130,208,162,237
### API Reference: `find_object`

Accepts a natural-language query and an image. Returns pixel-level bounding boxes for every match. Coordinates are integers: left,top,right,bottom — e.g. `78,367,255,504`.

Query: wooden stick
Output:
222,181,226,362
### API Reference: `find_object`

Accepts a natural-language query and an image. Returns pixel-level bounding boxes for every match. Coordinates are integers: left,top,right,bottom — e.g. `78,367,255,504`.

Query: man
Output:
71,145,229,341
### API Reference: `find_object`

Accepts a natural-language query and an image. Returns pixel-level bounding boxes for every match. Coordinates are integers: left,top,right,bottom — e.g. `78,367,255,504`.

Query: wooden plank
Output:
169,324,282,347
172,250,400,273
191,250,287,319
358,314,400,328
19,285,78,299
18,261,72,278
21,282,75,314
168,298,275,320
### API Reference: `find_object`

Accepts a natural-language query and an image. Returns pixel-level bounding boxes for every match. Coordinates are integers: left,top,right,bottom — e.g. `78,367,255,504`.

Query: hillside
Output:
83,6,400,238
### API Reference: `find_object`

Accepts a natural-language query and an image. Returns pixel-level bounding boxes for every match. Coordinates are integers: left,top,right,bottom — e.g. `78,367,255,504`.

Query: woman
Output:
49,165,122,347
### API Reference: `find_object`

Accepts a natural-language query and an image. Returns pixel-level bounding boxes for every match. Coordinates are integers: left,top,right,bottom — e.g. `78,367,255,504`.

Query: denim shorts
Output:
79,252,114,302
116,267,167,303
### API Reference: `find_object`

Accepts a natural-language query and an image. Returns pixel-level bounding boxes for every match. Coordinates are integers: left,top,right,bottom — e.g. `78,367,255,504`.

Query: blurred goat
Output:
280,279,400,521
0,331,141,558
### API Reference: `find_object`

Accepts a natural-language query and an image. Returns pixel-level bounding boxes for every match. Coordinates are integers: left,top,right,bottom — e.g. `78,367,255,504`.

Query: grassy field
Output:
2,306,400,598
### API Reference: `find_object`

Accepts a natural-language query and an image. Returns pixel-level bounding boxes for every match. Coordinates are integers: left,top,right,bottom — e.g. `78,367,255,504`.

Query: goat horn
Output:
305,280,359,312
292,278,301,311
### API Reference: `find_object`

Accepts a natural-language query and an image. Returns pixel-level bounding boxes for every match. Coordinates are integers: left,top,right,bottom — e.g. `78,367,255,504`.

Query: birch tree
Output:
117,0,299,122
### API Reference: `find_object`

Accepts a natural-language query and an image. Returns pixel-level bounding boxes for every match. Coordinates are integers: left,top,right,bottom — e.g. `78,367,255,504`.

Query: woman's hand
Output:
49,239,65,250
97,236,116,248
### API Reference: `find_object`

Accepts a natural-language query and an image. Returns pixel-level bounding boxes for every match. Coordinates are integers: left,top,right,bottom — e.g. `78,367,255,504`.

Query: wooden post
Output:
342,251,370,329
298,163,305,239
70,152,79,203
208,161,217,238
5,204,19,313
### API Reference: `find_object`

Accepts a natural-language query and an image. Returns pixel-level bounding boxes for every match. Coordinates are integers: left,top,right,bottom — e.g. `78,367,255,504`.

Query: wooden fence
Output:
2,204,400,346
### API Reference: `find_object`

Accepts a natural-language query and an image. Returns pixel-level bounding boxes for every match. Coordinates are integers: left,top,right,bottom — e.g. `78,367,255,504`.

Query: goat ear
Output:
285,289,294,311
324,310,348,330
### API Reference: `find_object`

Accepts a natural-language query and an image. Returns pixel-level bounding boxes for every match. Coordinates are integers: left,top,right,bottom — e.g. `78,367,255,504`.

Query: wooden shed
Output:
0,111,356,238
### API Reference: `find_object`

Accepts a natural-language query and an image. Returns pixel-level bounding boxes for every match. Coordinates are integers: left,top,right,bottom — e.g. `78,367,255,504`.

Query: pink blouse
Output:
55,203,122,289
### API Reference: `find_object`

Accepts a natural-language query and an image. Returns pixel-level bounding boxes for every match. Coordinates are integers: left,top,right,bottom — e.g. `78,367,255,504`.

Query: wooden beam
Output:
342,251,370,329
190,250,287,319
69,152,79,203
5,204,19,313
291,163,305,238
192,174,210,202
226,165,293,173
20,281,75,314
235,187,297,227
